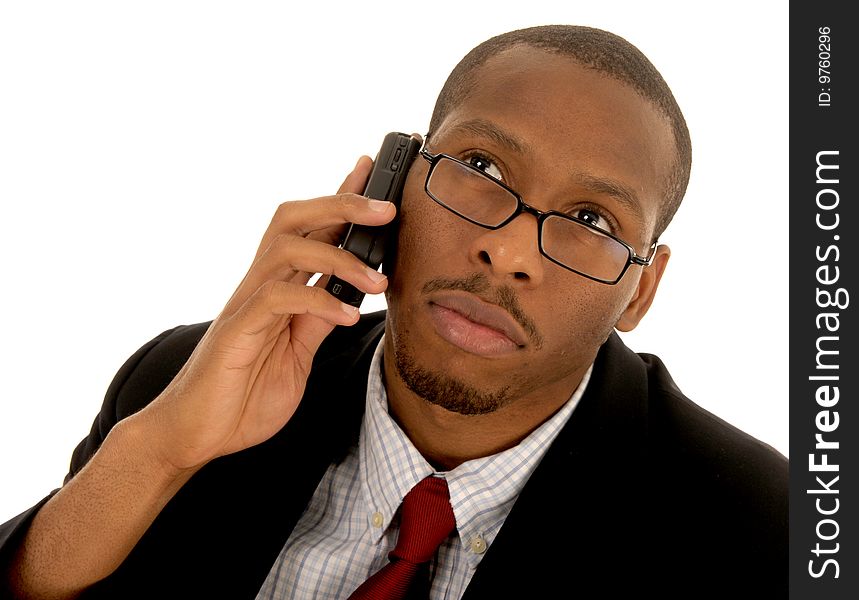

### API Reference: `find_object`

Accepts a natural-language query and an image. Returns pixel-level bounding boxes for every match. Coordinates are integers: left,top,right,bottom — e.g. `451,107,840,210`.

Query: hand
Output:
135,156,394,473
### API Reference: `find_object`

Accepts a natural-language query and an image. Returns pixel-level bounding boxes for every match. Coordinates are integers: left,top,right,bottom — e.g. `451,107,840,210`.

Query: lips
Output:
427,291,528,356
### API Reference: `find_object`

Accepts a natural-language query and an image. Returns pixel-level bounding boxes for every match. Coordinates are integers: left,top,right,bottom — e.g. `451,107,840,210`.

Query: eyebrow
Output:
571,172,646,225
442,118,532,156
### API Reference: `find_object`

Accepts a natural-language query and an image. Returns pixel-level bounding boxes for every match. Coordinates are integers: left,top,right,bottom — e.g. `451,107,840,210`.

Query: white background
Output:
0,1,788,523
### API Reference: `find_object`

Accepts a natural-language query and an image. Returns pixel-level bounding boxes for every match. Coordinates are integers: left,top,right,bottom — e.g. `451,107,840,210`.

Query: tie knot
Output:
391,476,456,564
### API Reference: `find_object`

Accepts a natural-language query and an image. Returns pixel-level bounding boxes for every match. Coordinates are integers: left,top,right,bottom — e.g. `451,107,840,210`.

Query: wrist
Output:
107,410,198,491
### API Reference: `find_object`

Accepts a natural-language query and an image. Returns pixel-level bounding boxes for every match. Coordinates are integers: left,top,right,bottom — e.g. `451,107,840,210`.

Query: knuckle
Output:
259,279,280,301
336,192,362,212
304,283,326,302
269,233,309,269
335,246,362,271
274,198,303,218
307,284,336,308
298,285,331,310
272,232,299,252
272,199,313,231
272,200,294,225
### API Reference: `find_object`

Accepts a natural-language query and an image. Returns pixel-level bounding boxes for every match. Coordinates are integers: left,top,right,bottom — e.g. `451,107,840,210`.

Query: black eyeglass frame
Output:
419,147,658,285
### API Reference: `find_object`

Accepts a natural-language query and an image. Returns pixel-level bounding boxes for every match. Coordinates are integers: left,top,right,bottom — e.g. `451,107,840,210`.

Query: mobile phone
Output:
325,131,420,307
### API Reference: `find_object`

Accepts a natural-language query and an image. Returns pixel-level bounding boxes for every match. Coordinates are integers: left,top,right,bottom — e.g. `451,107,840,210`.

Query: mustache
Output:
421,273,544,349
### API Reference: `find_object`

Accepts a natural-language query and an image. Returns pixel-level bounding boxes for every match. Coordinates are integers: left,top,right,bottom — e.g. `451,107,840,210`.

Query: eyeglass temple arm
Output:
631,241,660,266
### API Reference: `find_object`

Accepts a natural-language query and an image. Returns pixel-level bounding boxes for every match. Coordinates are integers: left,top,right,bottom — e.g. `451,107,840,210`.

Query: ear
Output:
615,245,671,332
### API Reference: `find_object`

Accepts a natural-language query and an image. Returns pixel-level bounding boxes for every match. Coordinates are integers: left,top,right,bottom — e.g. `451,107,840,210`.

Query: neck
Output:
381,344,587,471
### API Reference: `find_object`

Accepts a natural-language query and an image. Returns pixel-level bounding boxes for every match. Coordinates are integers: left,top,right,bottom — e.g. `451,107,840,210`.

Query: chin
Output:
392,339,513,416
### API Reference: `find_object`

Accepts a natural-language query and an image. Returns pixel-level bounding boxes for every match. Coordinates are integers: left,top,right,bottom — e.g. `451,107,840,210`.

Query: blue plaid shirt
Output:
256,336,591,599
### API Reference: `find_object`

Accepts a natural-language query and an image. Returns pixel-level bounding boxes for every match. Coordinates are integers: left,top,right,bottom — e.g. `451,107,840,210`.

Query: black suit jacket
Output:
0,311,788,598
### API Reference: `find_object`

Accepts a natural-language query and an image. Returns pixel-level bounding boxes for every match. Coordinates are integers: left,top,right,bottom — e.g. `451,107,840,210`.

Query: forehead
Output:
433,46,676,236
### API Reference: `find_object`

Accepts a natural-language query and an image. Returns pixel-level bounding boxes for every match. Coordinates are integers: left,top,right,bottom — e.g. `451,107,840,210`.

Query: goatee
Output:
392,342,511,416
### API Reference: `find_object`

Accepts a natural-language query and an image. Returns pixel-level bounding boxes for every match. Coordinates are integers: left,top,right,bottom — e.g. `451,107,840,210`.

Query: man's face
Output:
384,46,675,416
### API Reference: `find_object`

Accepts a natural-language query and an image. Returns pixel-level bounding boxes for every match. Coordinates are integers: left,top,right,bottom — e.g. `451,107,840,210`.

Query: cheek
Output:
385,193,467,359
529,275,636,364
389,191,467,288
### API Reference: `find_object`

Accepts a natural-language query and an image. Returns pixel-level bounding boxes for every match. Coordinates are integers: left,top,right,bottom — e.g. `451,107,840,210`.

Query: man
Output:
0,25,787,599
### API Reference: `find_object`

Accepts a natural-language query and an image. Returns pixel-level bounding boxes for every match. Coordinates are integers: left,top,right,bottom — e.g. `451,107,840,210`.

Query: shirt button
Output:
470,536,487,554
372,512,384,528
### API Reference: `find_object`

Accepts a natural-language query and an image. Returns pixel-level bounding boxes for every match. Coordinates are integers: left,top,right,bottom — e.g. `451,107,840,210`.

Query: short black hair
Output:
428,25,692,240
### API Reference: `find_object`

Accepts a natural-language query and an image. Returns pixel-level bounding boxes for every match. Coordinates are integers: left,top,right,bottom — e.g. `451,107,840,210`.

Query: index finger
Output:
276,192,396,238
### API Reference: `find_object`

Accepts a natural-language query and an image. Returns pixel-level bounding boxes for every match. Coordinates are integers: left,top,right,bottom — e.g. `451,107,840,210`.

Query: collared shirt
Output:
256,336,592,599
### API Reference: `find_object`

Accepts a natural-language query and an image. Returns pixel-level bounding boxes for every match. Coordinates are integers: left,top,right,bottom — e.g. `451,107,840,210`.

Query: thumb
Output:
337,155,373,195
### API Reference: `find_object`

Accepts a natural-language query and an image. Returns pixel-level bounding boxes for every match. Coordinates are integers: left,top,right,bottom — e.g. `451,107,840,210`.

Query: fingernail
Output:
354,156,366,170
365,266,387,283
341,303,360,317
368,200,392,212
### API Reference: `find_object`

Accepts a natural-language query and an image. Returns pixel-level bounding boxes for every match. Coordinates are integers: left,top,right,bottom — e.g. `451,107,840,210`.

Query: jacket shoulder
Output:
636,345,788,584
640,349,787,486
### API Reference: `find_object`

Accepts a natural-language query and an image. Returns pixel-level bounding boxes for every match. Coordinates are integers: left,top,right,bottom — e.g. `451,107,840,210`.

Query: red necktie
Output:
348,476,456,600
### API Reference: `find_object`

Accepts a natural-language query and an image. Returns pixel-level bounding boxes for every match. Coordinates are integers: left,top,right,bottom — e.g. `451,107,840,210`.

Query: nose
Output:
467,212,545,287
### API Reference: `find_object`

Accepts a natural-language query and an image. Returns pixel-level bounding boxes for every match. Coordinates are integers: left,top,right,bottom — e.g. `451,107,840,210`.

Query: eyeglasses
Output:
420,148,658,285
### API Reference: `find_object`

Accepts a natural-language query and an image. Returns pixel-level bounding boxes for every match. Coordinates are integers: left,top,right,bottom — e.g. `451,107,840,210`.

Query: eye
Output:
466,154,504,182
573,208,615,234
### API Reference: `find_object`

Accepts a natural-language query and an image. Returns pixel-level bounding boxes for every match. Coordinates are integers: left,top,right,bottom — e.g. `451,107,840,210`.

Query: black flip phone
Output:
325,132,420,307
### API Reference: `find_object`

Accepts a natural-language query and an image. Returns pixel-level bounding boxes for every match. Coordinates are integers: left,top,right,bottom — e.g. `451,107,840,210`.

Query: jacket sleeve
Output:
0,324,190,594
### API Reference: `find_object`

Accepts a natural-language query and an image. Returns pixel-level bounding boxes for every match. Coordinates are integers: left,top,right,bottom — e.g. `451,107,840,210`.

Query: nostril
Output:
478,250,492,264
513,271,529,280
